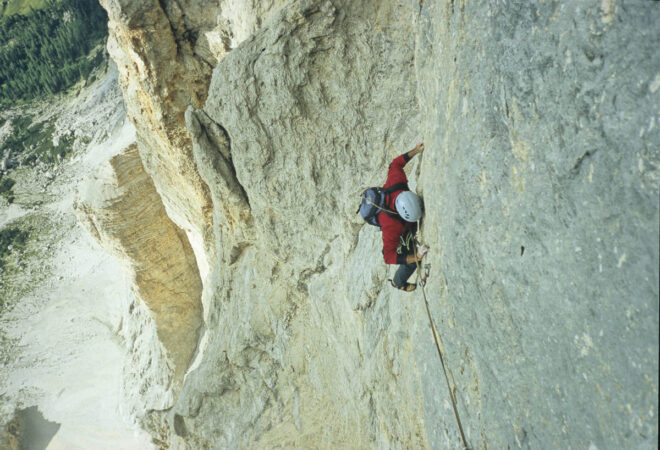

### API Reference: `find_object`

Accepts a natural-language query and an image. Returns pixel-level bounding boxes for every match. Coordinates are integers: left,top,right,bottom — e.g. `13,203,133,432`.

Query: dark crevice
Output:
157,0,180,55
570,148,598,175
296,242,333,293
158,0,198,56
173,413,188,437
229,243,250,266
192,109,252,212
214,121,252,211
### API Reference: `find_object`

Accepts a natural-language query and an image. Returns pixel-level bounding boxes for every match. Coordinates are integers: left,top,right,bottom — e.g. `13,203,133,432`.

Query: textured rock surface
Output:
75,144,202,389
160,1,428,447
99,0,289,279
90,0,658,448
414,1,659,447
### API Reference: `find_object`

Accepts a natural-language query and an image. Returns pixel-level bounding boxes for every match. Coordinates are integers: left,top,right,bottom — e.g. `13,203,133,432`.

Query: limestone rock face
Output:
99,0,213,280
92,0,658,448
99,0,289,279
159,1,427,447
75,144,203,392
413,2,659,447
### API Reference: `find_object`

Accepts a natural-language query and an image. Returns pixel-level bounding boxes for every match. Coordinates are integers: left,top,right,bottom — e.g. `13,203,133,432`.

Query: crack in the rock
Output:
570,148,598,175
191,109,252,212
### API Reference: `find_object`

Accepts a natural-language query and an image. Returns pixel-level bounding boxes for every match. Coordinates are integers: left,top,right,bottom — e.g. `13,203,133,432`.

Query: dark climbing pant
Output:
393,260,417,287
392,231,417,287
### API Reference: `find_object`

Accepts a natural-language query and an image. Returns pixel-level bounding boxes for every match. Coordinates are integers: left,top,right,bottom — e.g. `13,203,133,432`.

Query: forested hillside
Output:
0,0,107,106
1,0,45,18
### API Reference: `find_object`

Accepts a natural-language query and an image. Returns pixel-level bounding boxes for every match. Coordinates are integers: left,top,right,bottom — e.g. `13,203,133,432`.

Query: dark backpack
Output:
357,182,408,227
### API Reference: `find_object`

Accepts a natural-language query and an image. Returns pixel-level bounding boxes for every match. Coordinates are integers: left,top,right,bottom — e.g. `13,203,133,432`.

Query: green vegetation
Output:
0,0,47,18
0,225,29,269
0,175,15,203
0,0,108,107
0,225,28,253
0,221,31,310
1,113,74,166
0,213,63,311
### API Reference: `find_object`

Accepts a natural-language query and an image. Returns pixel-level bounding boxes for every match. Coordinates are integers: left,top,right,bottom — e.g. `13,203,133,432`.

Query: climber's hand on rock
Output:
408,142,424,159
416,244,429,259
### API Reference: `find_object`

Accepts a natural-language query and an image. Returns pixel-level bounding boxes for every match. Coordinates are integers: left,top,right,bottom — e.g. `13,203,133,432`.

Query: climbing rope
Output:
366,189,469,447
413,233,469,450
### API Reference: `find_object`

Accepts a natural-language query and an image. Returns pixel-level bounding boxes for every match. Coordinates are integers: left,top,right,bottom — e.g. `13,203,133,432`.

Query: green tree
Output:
0,0,108,106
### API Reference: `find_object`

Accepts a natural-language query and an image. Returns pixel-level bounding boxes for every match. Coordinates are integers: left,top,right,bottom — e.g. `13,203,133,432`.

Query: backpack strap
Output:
380,182,409,220
356,183,409,226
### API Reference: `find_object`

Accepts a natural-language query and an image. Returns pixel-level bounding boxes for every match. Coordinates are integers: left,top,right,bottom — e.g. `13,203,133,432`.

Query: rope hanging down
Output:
413,231,469,450
367,184,469,447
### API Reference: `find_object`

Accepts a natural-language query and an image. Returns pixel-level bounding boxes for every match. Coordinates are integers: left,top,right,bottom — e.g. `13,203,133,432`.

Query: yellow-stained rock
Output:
75,143,202,384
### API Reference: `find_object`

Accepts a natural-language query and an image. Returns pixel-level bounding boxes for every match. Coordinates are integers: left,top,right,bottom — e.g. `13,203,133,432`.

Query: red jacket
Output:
379,154,416,264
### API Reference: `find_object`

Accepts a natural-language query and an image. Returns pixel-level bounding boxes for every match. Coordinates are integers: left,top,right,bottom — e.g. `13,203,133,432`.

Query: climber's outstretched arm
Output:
404,142,424,161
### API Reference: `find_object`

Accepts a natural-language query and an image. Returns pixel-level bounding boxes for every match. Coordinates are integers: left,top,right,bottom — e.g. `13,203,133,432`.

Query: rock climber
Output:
380,142,429,292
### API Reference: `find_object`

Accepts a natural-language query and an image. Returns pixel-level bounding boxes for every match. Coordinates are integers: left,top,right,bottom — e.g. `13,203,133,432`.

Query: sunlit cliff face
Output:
62,0,660,448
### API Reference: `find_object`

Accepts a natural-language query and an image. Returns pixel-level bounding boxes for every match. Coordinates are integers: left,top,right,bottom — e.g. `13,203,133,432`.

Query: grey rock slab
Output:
415,0,659,448
104,0,660,447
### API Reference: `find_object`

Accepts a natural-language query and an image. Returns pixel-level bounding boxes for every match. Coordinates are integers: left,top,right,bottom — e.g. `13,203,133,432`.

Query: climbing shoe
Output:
389,279,417,292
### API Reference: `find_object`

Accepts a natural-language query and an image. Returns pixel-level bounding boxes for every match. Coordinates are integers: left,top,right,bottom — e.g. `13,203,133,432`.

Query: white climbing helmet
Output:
395,191,422,222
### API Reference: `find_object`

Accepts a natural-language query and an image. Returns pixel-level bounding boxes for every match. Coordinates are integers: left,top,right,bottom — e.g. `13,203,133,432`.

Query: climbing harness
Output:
397,230,416,254
387,231,421,291
413,224,469,450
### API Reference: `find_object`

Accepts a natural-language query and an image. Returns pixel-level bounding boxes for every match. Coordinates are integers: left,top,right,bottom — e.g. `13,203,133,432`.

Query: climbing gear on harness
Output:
389,279,416,292
416,244,429,259
397,230,416,255
395,191,423,222
419,264,431,287
390,231,422,293
357,182,408,227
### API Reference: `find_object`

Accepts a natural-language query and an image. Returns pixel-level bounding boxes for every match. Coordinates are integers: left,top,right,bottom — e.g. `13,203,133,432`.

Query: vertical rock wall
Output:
163,1,428,447
99,0,289,279
91,0,659,447
100,0,215,276
414,0,659,447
